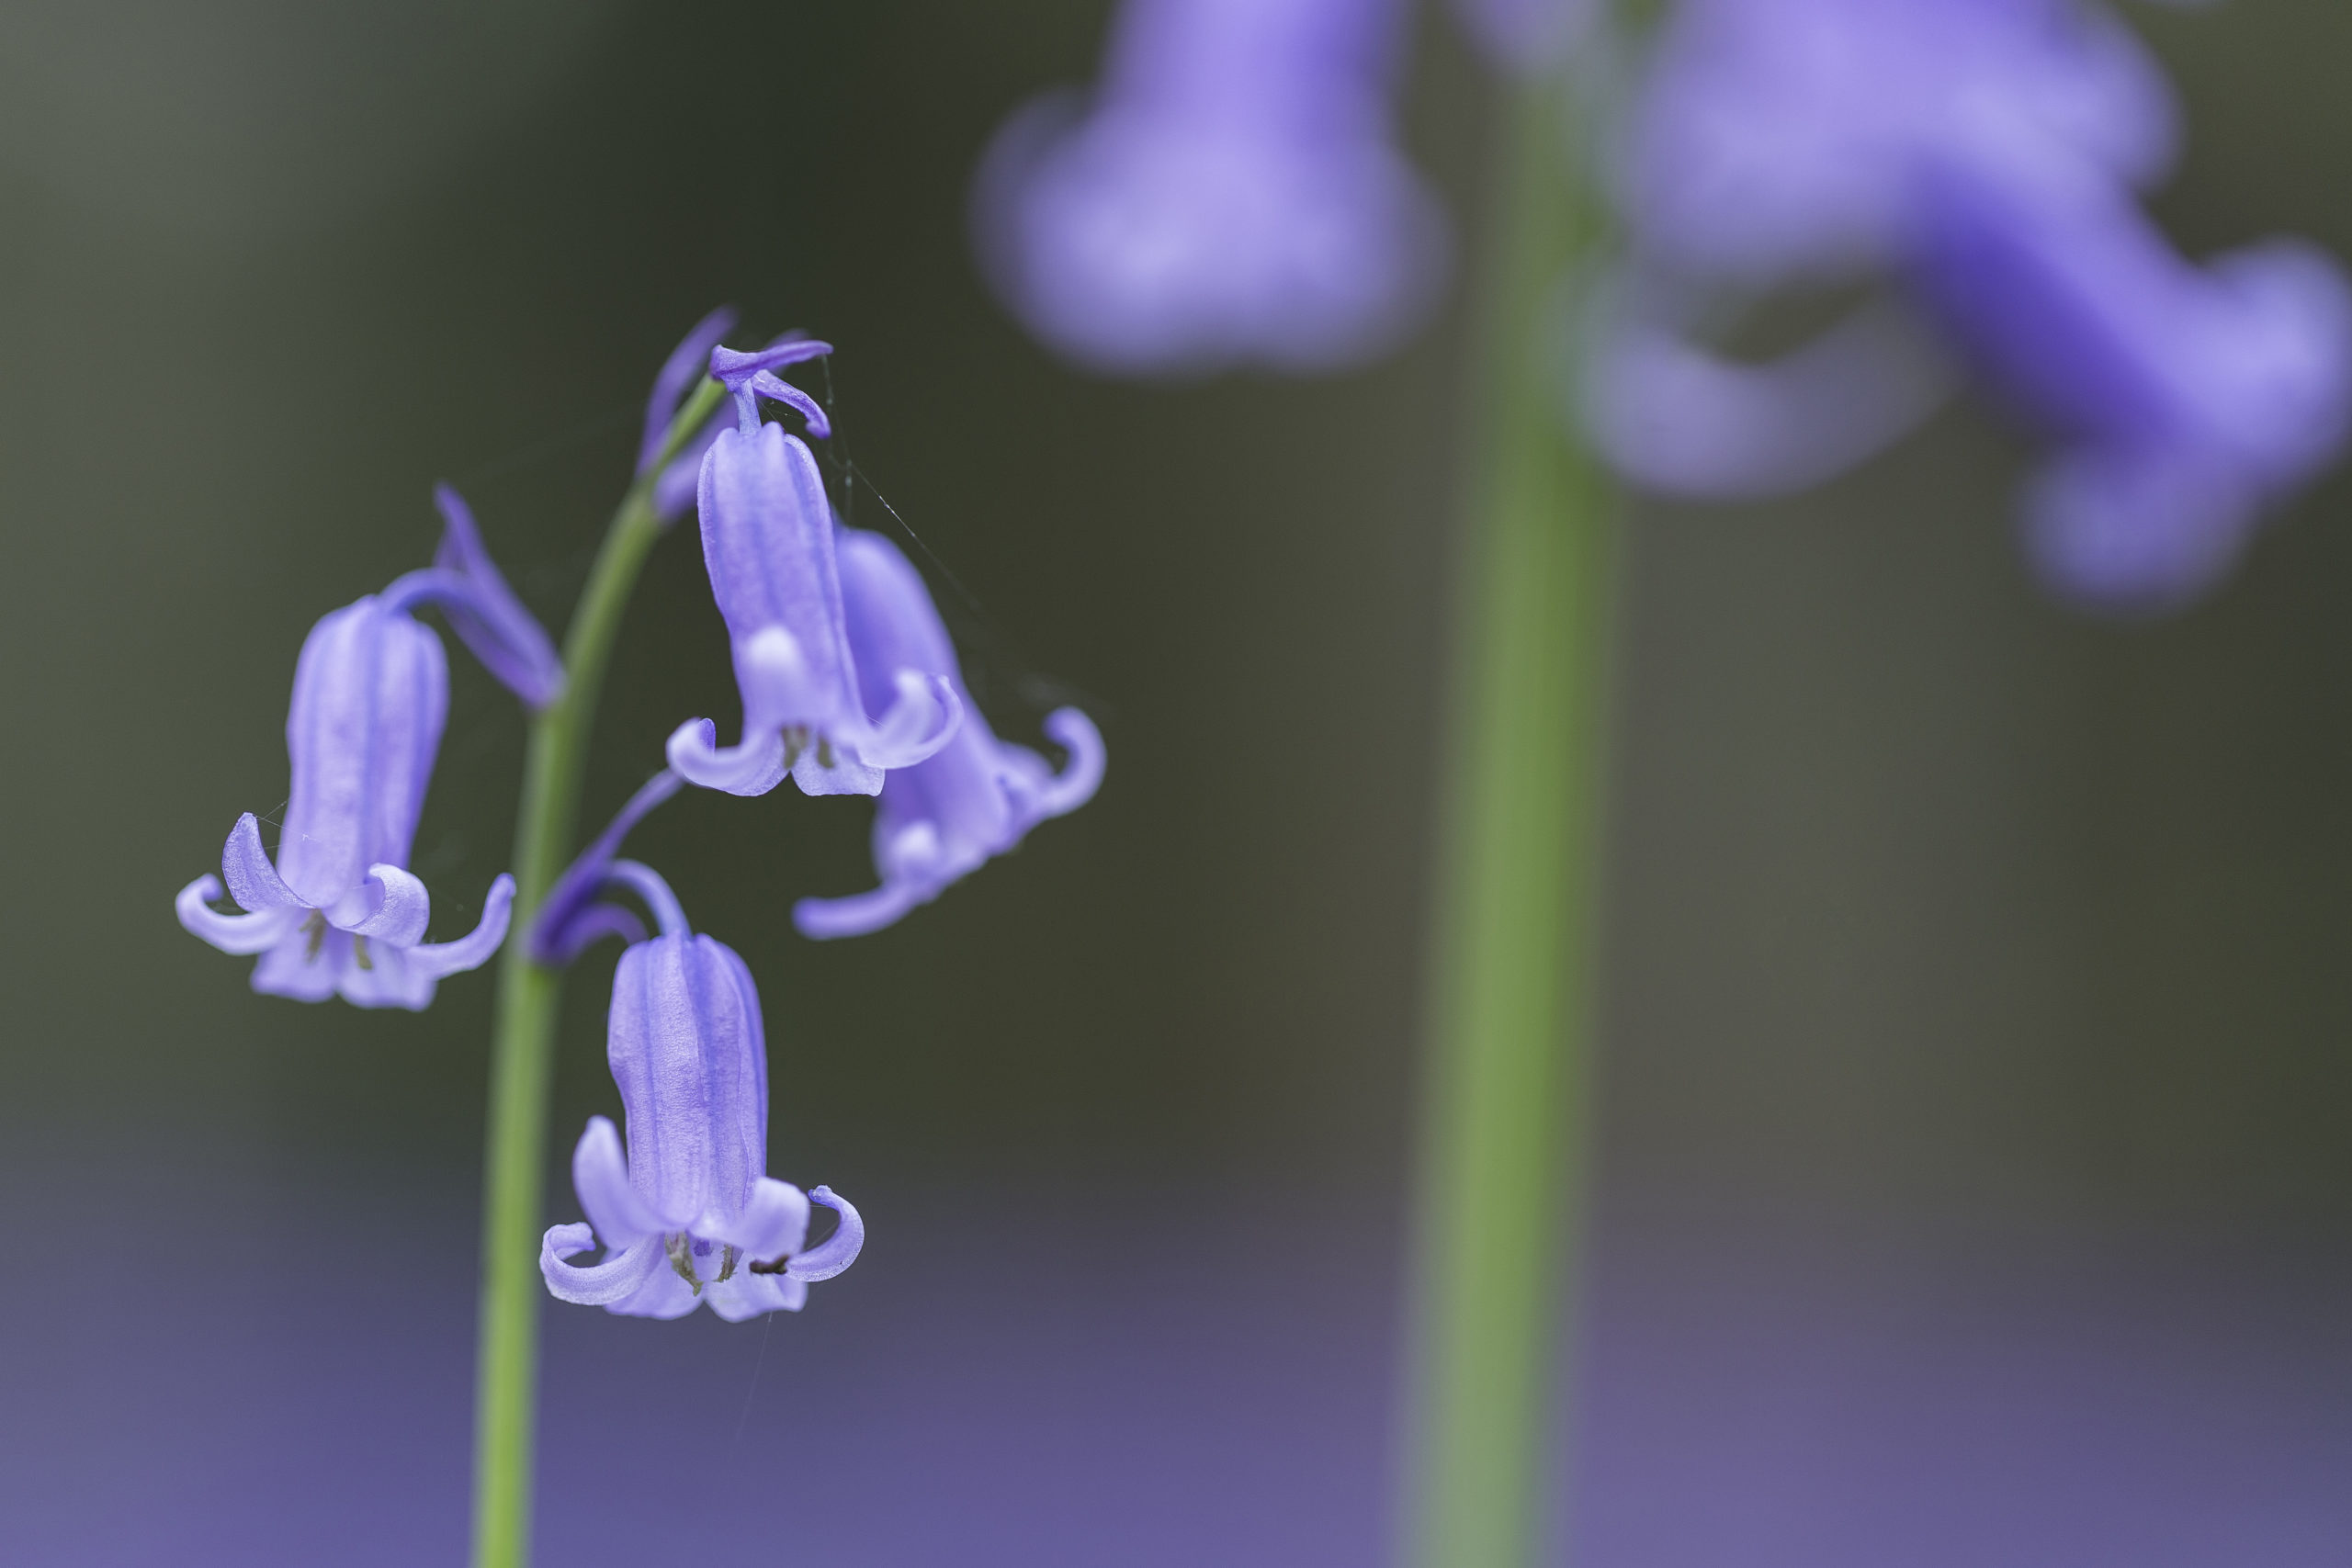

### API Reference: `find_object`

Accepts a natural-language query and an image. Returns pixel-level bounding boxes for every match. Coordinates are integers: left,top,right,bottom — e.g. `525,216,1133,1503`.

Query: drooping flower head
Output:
174,496,552,1006
1589,0,2352,608
797,528,1104,939
541,862,863,1320
974,0,1449,377
667,342,960,797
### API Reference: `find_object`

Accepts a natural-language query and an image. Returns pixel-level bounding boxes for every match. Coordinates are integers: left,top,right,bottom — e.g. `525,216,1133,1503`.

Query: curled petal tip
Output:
333,863,432,947
667,716,788,797
1034,706,1107,818
792,882,925,942
786,1186,865,1282
541,1224,664,1307
221,813,304,912
855,671,962,773
176,874,302,956
408,873,514,981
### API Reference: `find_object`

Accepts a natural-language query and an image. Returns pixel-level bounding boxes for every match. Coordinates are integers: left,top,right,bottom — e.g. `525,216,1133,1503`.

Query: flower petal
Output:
405,874,514,980
334,942,439,1010
707,1270,807,1321
1581,289,1955,500
1027,706,1106,819
666,716,788,797
785,1186,865,1282
250,925,345,1003
571,1116,664,1249
791,880,925,942
220,814,305,912
176,876,304,955
325,863,432,947
604,1259,702,1319
831,670,961,776
701,1176,809,1261
540,1224,663,1307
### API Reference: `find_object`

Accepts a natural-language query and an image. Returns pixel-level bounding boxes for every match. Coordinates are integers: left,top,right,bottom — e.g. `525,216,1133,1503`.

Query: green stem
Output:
1405,72,1611,1568
469,376,726,1568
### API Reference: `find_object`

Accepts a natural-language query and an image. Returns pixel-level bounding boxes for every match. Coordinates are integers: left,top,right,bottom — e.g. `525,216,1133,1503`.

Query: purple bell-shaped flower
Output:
796,529,1104,939
1587,0,2352,608
666,343,961,797
974,0,1448,377
174,493,554,1008
541,861,863,1320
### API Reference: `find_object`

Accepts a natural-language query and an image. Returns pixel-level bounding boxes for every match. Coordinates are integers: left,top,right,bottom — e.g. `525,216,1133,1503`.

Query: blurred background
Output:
5,1,2352,1562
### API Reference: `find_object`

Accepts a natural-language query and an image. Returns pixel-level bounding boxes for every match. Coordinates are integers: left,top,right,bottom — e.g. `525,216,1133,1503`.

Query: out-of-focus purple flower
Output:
1914,158,2352,602
796,530,1104,940
1589,0,2352,608
639,307,740,525
667,344,961,798
175,591,514,1009
974,0,1449,377
541,863,863,1321
1620,0,2179,287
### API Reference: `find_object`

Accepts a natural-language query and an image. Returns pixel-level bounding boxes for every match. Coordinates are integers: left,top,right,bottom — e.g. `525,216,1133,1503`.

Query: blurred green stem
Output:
1406,68,1611,1568
469,376,725,1568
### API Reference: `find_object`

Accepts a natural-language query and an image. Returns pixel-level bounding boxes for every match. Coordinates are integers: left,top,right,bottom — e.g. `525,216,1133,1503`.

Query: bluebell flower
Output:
973,0,1449,376
541,862,864,1320
797,529,1104,939
173,522,562,1006
667,343,961,797
1587,0,2352,607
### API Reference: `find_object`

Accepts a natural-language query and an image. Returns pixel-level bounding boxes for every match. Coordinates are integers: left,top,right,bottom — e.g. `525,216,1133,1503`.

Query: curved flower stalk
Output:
1591,0,2352,607
640,306,742,524
797,529,1104,939
173,547,545,1005
529,768,684,964
974,0,1449,377
541,863,864,1320
667,343,961,797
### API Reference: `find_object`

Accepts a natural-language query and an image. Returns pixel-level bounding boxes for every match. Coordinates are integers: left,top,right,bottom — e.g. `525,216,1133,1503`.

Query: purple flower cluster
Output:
531,322,1104,1314
1588,0,2352,607
176,310,1105,1325
977,0,2346,607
